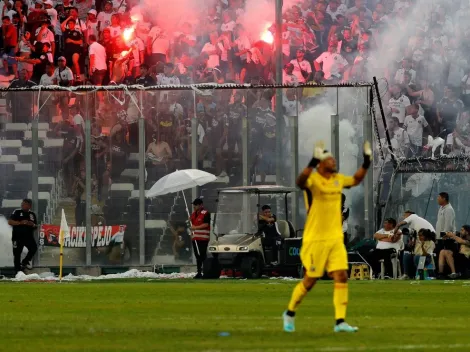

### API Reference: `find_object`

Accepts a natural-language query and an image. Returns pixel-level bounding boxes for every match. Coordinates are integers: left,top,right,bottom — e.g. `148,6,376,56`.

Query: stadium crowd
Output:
2,0,470,262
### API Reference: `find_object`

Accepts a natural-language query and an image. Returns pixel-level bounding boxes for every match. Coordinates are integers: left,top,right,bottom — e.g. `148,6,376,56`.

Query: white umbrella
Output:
146,169,217,198
146,169,217,255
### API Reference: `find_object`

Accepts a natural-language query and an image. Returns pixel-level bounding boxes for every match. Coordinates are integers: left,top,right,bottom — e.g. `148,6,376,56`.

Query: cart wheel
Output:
240,256,262,279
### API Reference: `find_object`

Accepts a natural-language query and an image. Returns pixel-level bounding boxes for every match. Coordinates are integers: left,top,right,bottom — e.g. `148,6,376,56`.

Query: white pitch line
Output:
203,343,470,352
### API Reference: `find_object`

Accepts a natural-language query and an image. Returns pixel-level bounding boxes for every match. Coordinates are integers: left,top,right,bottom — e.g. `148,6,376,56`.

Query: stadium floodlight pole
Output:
85,102,92,266
373,76,397,168
31,98,39,267
275,0,283,184
138,91,146,265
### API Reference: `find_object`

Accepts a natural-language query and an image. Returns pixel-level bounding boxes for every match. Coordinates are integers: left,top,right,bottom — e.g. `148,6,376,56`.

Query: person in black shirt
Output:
227,91,246,167
258,204,281,264
18,42,52,83
136,64,156,86
64,19,83,80
8,199,38,273
6,69,36,123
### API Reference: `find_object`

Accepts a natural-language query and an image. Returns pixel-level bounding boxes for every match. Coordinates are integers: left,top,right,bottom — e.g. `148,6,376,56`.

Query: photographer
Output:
401,229,436,280
438,226,470,279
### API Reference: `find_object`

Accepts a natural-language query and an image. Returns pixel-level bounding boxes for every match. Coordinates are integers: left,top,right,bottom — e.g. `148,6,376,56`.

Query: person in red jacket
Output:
190,198,211,279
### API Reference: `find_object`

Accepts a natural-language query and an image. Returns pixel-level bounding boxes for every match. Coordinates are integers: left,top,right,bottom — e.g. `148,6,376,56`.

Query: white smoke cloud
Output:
0,216,14,267
297,100,362,229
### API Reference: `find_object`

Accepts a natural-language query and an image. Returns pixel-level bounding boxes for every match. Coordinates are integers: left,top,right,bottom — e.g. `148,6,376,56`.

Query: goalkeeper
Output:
282,141,371,333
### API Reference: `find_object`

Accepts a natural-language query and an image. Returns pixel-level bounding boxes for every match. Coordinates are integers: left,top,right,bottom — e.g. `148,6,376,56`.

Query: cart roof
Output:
217,185,297,194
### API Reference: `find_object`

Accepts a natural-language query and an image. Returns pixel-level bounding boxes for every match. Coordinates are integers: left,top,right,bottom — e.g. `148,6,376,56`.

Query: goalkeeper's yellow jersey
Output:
302,172,356,243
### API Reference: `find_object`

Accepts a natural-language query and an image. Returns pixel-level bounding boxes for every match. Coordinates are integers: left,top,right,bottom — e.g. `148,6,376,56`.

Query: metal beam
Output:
363,88,374,238
275,0,284,185
31,117,39,266
138,93,146,265
85,117,92,265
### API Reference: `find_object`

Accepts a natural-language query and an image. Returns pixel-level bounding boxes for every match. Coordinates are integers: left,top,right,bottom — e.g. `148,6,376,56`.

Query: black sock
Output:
336,319,345,325
286,310,295,317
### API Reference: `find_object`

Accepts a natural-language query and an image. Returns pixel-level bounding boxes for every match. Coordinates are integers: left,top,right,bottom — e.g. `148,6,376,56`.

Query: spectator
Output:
97,0,114,32
63,19,84,80
368,218,403,278
54,56,74,87
438,226,470,279
387,116,410,158
108,13,121,39
394,210,436,236
109,128,130,180
2,15,18,76
401,228,436,279
156,62,180,86
437,86,464,138
314,41,348,82
16,31,34,79
85,9,99,45
436,192,456,239
35,19,56,54
388,83,411,126
282,63,298,85
72,168,86,226
88,34,107,85
395,57,416,84
403,103,432,156
257,204,281,265
135,63,155,86
147,23,170,65
290,48,311,83
6,69,35,122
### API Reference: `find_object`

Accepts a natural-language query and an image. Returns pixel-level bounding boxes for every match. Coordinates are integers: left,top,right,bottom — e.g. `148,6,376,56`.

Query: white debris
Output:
4,269,195,282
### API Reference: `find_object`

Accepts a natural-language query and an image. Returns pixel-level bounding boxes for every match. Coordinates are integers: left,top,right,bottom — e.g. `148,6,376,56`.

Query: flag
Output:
59,209,70,244
59,209,69,281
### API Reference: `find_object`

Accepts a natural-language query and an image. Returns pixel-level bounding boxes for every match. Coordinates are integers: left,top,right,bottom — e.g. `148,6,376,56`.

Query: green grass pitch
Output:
1,279,469,352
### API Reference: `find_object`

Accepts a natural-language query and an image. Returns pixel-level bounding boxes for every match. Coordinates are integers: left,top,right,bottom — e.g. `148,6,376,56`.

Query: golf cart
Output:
203,186,303,279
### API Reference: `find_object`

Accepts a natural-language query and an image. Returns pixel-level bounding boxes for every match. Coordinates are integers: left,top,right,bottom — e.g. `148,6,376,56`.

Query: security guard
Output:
190,198,210,279
8,199,38,273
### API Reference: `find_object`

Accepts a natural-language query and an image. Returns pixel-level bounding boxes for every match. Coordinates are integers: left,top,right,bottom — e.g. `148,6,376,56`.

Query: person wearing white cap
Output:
86,9,99,45
53,56,74,87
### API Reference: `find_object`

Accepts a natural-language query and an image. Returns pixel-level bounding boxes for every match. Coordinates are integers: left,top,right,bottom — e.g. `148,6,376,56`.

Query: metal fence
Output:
0,83,373,267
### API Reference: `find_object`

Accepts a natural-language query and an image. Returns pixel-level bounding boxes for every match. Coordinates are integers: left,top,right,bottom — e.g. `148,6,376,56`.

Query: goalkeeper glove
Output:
308,141,330,168
362,141,372,169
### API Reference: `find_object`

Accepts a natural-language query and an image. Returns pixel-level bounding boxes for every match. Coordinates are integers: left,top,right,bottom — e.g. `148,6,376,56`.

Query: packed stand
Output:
3,0,470,160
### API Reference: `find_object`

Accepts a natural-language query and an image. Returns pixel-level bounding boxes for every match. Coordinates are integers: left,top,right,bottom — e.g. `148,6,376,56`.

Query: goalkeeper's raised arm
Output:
296,141,372,190
296,141,327,189
349,141,372,187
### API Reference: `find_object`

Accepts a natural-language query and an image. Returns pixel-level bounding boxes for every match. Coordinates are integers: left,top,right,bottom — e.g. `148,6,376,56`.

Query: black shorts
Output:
92,69,107,85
